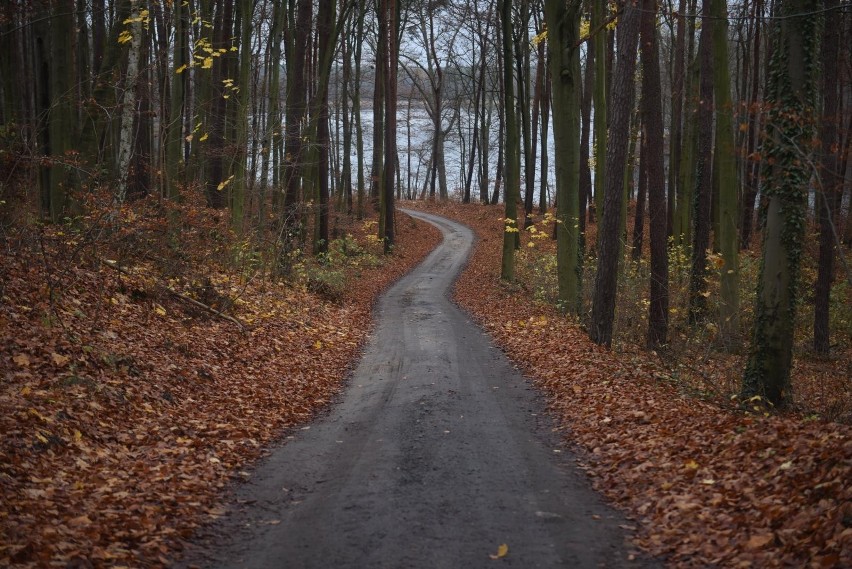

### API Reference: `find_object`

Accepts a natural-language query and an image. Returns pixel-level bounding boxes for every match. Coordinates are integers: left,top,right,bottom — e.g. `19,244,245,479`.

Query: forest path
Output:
181,210,657,568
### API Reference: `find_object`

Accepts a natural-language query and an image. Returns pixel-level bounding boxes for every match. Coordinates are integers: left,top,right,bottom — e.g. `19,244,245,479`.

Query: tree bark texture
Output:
589,2,640,346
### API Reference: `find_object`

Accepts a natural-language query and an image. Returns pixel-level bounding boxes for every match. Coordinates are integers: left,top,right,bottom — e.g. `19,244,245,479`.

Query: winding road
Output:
182,211,657,568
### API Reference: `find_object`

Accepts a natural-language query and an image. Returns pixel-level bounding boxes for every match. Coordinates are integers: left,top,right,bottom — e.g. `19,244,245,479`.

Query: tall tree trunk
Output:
668,0,686,238
516,0,534,225
261,0,284,227
42,0,77,218
352,2,366,218
740,0,763,249
592,0,607,221
128,27,151,199
492,38,504,206
116,0,142,204
640,0,669,349
688,2,714,323
370,34,384,204
711,0,741,346
742,0,821,408
379,0,397,251
544,0,582,312
231,0,254,232
539,50,551,214
632,128,647,261
203,0,234,210
813,0,841,354
283,0,312,222
166,0,188,199
579,27,593,234
589,2,640,346
499,0,520,281
309,0,338,254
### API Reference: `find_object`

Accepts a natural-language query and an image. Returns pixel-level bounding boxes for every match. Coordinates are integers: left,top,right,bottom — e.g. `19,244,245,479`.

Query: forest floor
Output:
408,200,850,568
1,200,849,568
0,203,441,568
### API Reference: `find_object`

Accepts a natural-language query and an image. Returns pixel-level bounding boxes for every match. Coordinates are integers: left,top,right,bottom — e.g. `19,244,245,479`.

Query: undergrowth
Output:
514,212,852,423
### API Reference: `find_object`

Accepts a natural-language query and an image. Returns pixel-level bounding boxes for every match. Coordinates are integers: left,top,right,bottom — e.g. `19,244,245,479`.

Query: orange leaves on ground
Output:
412,200,851,569
0,211,441,568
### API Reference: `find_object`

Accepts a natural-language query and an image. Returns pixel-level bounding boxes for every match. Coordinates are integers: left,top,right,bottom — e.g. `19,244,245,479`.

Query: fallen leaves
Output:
0,210,441,568
488,543,509,560
414,200,852,568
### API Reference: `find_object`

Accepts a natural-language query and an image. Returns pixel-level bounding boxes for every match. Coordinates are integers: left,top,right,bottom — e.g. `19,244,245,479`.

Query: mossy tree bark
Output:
710,0,741,347
688,2,713,324
544,0,582,313
742,0,821,408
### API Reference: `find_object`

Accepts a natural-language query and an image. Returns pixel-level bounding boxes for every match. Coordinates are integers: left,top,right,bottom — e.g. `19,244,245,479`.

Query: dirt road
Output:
182,211,656,568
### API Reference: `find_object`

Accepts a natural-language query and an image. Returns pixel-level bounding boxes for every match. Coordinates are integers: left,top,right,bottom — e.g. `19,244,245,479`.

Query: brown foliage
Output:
0,198,440,568
415,200,851,568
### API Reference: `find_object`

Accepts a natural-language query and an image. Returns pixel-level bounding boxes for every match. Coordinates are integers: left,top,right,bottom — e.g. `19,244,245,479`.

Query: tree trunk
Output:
352,3,366,218
544,0,582,312
380,0,398,251
165,0,188,200
579,26,594,234
283,0,312,222
740,0,763,249
499,0,519,281
640,0,669,349
231,0,253,232
668,0,686,238
711,0,741,346
539,48,551,214
592,0,607,222
116,0,142,204
688,3,714,324
589,2,640,346
742,0,821,408
813,0,841,354
632,128,646,261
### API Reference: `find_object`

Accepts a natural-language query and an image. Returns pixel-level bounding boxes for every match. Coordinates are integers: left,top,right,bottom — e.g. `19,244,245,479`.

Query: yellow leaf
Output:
21,386,32,396
13,353,31,367
154,304,167,316
202,57,213,69
175,63,188,74
118,30,133,44
684,459,699,470
216,174,234,191
200,133,209,142
314,340,323,350
35,431,49,444
74,429,82,442
489,543,509,559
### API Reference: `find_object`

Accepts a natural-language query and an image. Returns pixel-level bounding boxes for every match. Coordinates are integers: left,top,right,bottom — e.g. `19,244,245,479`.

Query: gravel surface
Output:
180,211,659,569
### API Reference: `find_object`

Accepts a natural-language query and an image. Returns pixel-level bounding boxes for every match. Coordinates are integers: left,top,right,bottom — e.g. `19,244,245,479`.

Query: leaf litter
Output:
414,201,850,569
0,211,441,568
